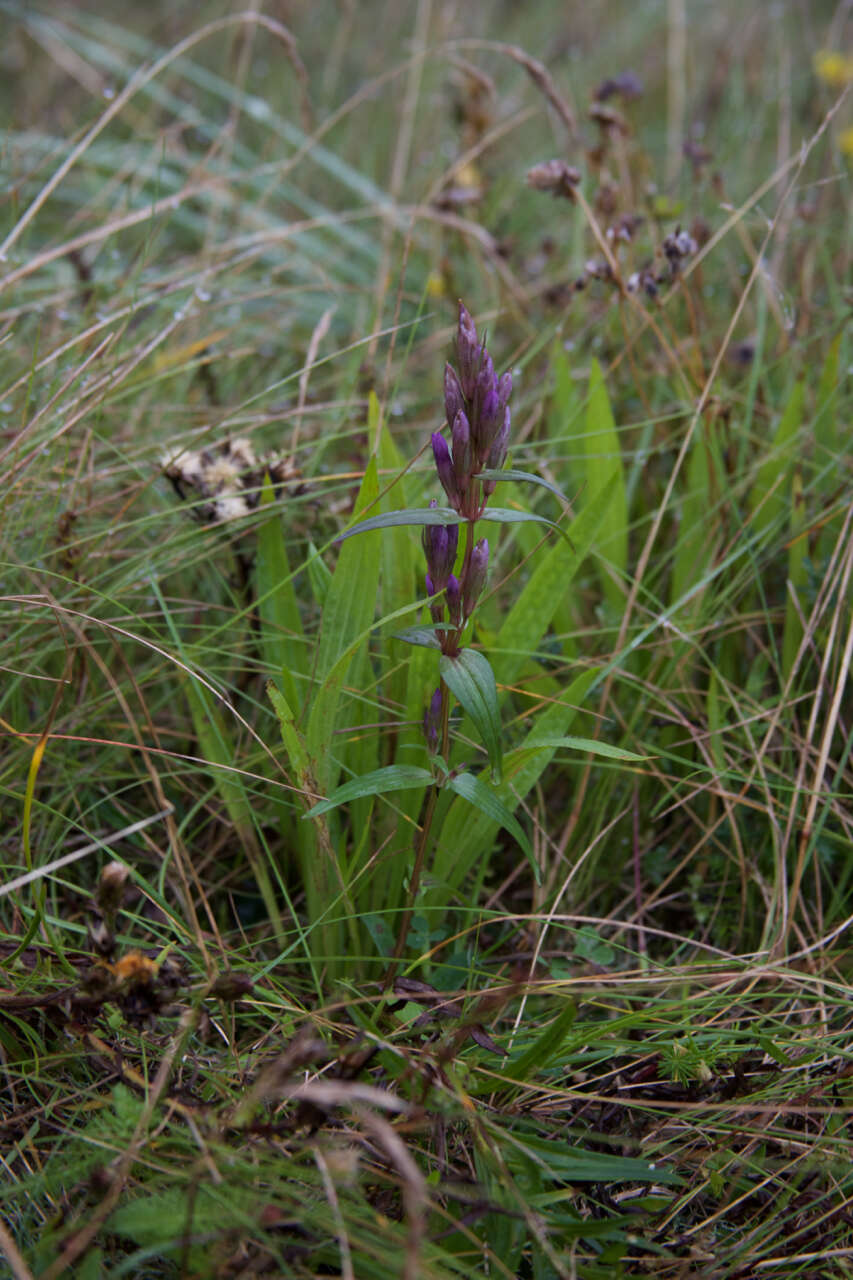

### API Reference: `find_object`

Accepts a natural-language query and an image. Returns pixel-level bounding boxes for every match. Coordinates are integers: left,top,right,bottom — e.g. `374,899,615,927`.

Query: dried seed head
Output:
96,861,129,916
526,160,581,201
589,102,628,134
210,970,254,1001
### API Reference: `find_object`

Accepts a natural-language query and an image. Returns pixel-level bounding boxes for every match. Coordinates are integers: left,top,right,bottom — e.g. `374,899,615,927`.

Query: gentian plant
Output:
300,303,572,973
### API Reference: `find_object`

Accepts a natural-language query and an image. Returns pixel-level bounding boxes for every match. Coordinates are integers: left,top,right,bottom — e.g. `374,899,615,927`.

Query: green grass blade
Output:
585,358,627,610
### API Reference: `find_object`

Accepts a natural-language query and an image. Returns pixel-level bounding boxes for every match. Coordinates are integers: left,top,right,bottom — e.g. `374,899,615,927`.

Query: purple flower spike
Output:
431,432,460,509
463,538,489,618
423,685,442,754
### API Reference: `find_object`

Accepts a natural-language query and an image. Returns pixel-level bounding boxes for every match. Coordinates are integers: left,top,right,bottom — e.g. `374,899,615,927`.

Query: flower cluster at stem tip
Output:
421,302,512,749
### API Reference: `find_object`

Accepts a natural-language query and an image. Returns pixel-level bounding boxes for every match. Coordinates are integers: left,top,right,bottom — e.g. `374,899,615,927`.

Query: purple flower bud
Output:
444,363,465,426
431,432,460,509
482,406,511,496
463,538,489,618
471,357,502,457
423,503,459,586
446,573,463,626
423,686,442,754
451,410,472,492
427,575,445,624
456,302,480,395
497,371,512,409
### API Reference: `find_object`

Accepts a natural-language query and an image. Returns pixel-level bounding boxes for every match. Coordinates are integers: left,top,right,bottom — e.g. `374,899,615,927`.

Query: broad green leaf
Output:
670,419,717,612
494,480,611,690
306,539,332,608
748,380,804,539
432,668,600,900
514,1131,681,1184
304,765,432,818
478,468,571,506
508,999,577,1081
267,680,310,784
814,332,840,459
337,505,571,544
393,625,444,649
440,648,502,782
585,359,627,610
307,457,380,790
375,396,416,728
256,478,304,713
183,675,255,843
446,770,538,881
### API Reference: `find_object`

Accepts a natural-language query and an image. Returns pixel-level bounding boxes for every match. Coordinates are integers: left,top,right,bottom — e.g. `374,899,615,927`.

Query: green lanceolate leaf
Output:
478,468,571,507
256,478,304,713
508,999,577,1081
432,668,600,900
446,770,538,882
304,765,433,818
510,736,648,763
439,647,503,782
748,379,804,539
392,625,445,649
585,358,627,610
494,479,611,690
307,456,381,791
267,681,310,784
337,505,571,545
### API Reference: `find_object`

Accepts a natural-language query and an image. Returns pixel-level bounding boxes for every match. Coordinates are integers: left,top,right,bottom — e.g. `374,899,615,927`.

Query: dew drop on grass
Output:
247,97,271,121
103,85,115,100
195,287,212,302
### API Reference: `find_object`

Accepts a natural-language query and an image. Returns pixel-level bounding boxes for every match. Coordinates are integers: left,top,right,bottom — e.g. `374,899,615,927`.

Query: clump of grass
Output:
1,3,852,1277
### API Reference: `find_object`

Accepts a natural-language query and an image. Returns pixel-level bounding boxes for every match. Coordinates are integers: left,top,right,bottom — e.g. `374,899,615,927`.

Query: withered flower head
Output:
526,160,582,202
161,437,301,523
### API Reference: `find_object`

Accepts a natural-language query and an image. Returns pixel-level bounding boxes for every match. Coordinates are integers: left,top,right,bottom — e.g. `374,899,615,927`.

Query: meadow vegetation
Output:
1,1,852,1276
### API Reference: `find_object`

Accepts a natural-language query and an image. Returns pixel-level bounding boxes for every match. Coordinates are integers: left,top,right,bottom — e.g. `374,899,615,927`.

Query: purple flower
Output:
422,501,459,587
431,432,460,509
456,302,481,397
463,538,489,618
451,410,472,492
482,407,511,495
444,363,465,427
446,574,463,627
